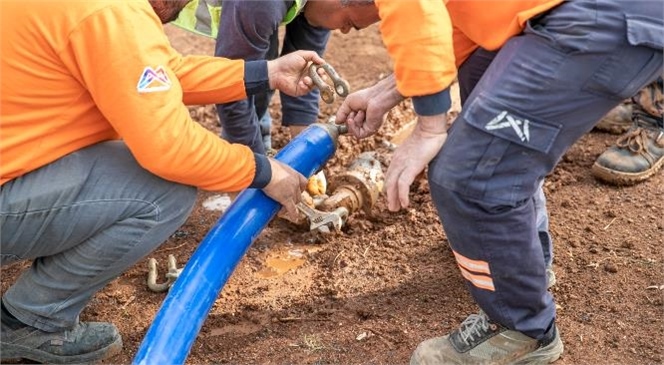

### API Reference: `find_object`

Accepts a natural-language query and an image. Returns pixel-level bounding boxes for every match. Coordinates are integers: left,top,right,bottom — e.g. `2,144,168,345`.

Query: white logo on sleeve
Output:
136,66,172,93
486,111,530,142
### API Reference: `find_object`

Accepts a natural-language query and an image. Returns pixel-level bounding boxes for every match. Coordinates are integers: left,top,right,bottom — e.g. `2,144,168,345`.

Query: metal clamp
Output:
296,202,349,233
147,254,183,293
309,63,350,104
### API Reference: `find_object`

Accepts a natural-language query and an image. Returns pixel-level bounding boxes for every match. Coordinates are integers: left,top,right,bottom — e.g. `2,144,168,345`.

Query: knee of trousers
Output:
428,165,536,222
428,168,540,254
130,183,197,257
159,183,198,228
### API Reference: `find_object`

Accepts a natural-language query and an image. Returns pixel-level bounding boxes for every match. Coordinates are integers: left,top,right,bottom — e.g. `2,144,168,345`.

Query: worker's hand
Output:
262,158,308,221
268,51,326,97
385,114,448,212
336,74,404,139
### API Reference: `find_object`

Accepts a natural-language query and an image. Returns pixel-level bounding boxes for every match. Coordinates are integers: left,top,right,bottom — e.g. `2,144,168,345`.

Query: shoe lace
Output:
616,126,664,153
616,127,649,154
457,312,495,346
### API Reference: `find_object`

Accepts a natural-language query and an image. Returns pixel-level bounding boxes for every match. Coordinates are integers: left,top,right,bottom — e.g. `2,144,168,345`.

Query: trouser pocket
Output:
583,13,663,100
430,94,562,205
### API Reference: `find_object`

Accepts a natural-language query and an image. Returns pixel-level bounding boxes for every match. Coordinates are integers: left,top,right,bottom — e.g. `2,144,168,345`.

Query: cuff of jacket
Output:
412,88,451,116
249,153,271,189
244,60,271,96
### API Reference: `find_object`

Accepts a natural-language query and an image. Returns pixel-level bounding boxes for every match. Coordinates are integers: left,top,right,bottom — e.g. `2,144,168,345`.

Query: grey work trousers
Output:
0,141,197,332
429,0,663,339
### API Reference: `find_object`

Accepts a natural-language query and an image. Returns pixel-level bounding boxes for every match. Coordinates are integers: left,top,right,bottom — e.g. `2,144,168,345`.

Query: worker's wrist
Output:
249,153,272,189
417,114,449,135
412,89,451,116
244,60,271,96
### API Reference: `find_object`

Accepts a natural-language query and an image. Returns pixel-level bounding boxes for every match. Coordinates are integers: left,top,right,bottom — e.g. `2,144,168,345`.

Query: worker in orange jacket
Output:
330,0,663,363
0,0,328,363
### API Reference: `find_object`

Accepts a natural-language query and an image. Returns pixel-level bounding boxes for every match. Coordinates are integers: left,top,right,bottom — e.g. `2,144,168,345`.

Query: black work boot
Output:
1,304,122,364
592,79,664,185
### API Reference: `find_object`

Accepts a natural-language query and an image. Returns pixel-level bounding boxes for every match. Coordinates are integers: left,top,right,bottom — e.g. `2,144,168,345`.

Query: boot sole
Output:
514,334,564,365
1,336,122,364
591,156,664,186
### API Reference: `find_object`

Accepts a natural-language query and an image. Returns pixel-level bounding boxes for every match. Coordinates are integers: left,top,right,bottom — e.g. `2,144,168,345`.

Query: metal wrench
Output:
309,63,350,104
296,202,349,233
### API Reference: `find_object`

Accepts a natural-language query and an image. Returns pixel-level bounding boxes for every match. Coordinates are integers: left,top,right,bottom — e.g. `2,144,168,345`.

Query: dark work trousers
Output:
458,48,554,270
428,0,663,339
216,7,329,154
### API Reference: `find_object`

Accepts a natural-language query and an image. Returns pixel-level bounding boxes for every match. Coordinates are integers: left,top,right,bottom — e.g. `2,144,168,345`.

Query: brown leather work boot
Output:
592,79,664,185
592,125,664,185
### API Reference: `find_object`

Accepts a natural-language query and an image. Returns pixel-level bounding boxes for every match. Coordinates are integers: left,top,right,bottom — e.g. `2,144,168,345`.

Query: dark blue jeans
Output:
429,0,663,339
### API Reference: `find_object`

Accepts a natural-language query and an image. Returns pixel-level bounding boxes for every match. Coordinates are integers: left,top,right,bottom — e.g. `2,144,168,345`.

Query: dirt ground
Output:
3,24,663,365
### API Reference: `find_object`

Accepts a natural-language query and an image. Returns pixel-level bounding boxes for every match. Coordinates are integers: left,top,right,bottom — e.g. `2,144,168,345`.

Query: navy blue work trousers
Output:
429,0,663,339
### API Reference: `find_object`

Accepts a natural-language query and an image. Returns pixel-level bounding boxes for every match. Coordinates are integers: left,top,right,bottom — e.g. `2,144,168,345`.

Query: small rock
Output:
202,194,232,212
604,262,618,273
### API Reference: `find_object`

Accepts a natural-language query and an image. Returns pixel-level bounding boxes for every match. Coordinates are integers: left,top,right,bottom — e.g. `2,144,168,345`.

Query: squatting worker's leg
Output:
428,0,662,338
0,141,197,331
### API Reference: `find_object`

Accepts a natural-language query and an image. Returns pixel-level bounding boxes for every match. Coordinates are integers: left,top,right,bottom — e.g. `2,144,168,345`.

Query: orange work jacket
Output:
376,0,564,98
1,0,259,192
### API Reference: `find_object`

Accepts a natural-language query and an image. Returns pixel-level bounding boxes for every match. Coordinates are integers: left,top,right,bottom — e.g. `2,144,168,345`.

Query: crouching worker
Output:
0,0,325,363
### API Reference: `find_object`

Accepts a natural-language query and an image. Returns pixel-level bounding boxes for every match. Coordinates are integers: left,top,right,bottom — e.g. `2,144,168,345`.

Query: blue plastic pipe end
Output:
133,123,342,365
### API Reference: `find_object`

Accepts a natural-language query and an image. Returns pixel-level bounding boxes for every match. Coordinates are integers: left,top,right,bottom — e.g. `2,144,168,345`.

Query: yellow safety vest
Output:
171,0,305,39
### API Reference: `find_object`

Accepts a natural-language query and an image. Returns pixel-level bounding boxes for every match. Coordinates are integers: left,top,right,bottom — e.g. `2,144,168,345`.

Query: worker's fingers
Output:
298,78,315,92
350,111,379,140
282,170,307,221
297,50,325,66
396,170,413,210
385,169,399,211
346,111,361,136
385,164,412,212
346,110,371,138
385,119,448,211
263,158,307,221
355,110,377,138
336,89,372,138
281,201,299,222
336,99,354,126
298,172,308,191
282,173,308,221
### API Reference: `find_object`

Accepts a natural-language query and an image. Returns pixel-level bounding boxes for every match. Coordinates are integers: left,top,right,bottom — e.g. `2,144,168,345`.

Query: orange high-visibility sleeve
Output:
375,0,458,98
374,0,564,98
1,0,258,192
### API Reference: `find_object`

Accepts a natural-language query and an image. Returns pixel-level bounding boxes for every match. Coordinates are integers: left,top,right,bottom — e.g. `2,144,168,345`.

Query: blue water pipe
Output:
133,123,345,365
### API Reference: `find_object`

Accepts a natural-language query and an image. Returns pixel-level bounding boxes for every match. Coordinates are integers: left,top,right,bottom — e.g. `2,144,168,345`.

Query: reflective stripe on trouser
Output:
0,141,197,331
428,0,663,339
